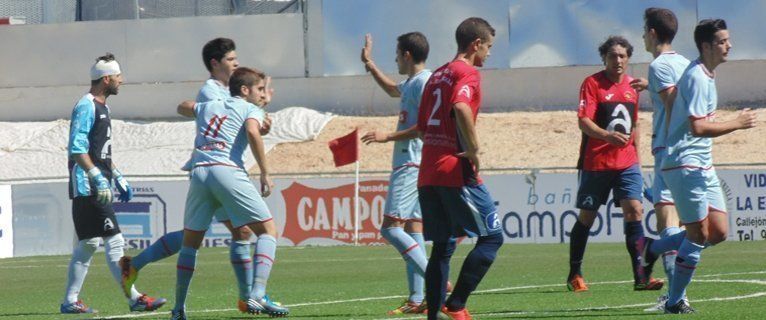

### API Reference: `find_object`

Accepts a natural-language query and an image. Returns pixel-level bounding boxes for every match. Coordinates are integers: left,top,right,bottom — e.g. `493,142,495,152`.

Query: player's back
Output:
648,52,690,154
663,60,717,170
191,97,265,169
417,60,482,187
392,69,431,168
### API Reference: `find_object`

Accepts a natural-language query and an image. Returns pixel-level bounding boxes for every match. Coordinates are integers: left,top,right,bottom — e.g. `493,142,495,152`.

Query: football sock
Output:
381,227,428,303
174,246,198,312
251,235,277,300
408,232,427,304
230,240,253,300
63,237,99,304
568,220,591,280
426,240,456,320
668,239,704,306
650,230,686,255
624,221,645,282
660,227,682,291
132,230,183,271
446,233,503,311
104,234,141,301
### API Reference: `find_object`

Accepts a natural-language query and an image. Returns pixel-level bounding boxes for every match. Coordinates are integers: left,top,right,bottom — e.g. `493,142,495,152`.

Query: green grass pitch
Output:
0,241,764,319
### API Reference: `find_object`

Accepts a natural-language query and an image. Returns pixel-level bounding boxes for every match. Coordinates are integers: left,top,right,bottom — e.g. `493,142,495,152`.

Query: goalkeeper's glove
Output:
87,167,113,205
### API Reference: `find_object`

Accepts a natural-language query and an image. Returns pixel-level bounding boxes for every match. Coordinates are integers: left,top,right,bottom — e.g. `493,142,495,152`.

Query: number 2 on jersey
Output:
427,88,442,126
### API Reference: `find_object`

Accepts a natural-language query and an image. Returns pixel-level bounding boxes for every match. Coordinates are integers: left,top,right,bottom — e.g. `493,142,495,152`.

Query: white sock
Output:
63,238,99,304
104,234,142,301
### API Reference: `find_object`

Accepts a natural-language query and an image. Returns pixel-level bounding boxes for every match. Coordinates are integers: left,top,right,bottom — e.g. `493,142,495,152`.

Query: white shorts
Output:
662,166,726,224
652,149,675,206
383,165,421,222
184,165,272,231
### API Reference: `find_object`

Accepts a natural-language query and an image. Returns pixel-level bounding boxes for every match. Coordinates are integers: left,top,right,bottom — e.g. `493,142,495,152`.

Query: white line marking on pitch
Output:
93,270,766,319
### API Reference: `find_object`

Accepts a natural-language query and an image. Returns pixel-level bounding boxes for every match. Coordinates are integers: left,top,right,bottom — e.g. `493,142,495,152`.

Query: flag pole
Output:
354,159,360,246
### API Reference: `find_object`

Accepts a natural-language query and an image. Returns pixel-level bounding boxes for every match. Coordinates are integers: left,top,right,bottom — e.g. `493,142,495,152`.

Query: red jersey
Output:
577,71,639,171
417,60,483,187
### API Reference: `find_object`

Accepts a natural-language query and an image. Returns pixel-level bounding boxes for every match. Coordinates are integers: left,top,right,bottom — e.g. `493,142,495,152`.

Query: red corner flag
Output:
328,129,359,167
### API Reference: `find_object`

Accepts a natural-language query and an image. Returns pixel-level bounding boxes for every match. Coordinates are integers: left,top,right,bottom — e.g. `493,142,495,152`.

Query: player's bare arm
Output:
177,100,196,118
578,117,629,146
245,118,274,197
454,102,481,172
690,108,757,137
361,125,419,145
361,34,400,97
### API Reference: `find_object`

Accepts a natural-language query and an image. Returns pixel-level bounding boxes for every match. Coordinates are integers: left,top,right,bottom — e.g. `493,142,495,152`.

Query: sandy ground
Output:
263,109,766,176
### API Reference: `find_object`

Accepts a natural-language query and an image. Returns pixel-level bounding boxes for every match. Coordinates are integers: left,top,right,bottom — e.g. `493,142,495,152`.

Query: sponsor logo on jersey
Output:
458,85,471,99
605,93,614,100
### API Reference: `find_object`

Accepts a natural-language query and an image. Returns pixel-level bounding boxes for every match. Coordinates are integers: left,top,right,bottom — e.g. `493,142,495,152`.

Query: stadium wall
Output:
1,0,766,120
5,170,765,258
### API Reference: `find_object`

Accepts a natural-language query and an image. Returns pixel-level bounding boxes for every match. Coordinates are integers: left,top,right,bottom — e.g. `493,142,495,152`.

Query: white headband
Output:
90,60,122,81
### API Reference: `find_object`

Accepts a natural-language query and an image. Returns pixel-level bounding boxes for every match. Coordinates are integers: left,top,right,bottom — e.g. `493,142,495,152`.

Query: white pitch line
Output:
94,269,766,320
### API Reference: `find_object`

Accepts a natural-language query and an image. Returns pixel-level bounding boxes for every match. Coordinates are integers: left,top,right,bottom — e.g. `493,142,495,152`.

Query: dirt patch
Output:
263,109,766,176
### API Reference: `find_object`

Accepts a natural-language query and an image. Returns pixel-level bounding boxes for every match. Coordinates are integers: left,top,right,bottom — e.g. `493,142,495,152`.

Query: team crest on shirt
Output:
624,92,633,100
458,85,471,99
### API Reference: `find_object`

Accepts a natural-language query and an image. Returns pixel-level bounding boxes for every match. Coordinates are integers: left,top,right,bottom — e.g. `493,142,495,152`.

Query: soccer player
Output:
171,67,288,319
633,7,691,310
61,53,166,314
641,19,757,314
416,17,503,320
120,38,272,312
359,32,432,314
566,36,663,292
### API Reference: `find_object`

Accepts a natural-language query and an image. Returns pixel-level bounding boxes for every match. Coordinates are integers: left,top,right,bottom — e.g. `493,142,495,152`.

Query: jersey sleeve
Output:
649,62,676,93
577,77,598,119
686,73,711,119
450,72,479,112
68,100,95,155
245,105,266,126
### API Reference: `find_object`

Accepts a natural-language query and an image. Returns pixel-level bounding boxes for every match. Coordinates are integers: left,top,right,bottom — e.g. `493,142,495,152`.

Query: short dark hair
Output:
694,19,727,54
598,36,634,58
397,32,429,64
229,67,266,97
455,17,495,52
202,37,236,72
644,7,678,44
91,53,117,85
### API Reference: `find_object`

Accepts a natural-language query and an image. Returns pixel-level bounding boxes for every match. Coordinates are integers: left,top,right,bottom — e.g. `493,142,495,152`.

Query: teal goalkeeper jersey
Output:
392,69,431,168
191,97,266,169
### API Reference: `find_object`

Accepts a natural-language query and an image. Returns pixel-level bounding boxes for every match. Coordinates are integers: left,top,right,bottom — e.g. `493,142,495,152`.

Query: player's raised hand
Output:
605,131,630,146
260,173,274,198
630,78,649,92
260,113,272,136
260,76,274,107
736,108,757,130
361,34,374,70
361,130,388,144
456,149,481,173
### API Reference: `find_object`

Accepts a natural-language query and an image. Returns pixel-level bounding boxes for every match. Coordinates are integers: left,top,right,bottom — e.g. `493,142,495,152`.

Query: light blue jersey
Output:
662,60,717,170
648,52,690,154
392,69,431,168
191,97,266,169
196,78,230,103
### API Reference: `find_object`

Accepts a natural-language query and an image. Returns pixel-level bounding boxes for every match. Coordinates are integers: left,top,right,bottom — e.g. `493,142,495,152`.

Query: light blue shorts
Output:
384,165,421,222
662,167,726,224
185,165,272,231
651,149,674,206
